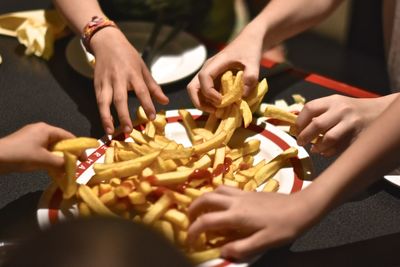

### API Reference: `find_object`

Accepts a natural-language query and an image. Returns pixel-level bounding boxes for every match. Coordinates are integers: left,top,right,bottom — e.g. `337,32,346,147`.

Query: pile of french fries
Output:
50,71,300,264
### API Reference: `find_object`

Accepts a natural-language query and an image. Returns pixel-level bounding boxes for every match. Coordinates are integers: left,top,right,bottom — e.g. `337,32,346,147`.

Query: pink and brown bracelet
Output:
81,16,118,52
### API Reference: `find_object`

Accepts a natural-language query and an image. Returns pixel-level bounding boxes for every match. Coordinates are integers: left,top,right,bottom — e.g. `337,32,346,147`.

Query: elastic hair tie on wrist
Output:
82,16,117,52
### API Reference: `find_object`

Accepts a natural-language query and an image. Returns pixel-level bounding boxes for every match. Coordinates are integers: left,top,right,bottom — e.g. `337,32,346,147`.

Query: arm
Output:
53,0,169,134
0,123,75,174
187,0,343,111
188,94,400,259
295,93,400,156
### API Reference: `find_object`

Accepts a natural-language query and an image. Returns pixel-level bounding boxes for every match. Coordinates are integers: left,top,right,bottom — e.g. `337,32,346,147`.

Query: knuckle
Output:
197,215,212,228
244,72,258,85
323,132,337,145
311,118,325,131
113,95,126,105
302,102,315,114
134,86,147,95
96,97,108,107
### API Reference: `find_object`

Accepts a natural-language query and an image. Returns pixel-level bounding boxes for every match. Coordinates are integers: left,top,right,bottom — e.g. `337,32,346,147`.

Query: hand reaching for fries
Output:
187,24,264,112
0,123,75,174
187,186,316,260
295,94,399,156
91,28,169,135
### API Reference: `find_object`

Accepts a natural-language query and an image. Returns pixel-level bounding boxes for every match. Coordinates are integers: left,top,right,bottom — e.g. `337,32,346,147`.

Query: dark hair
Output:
3,217,192,267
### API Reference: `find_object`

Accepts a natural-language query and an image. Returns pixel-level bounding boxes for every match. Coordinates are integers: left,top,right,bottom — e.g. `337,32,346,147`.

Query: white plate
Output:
37,109,313,267
65,21,207,85
384,175,400,187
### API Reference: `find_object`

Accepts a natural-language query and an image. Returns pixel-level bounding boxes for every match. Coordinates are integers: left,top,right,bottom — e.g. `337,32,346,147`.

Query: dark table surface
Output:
1,1,400,266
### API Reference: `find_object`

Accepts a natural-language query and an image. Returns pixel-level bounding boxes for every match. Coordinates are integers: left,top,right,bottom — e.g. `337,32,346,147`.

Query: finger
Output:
221,230,278,260
46,126,75,145
38,150,65,170
130,77,156,120
188,211,235,243
242,65,259,97
197,66,225,106
95,82,114,134
312,122,356,156
187,76,216,113
295,99,329,140
188,192,232,220
142,66,169,105
112,80,132,133
297,110,341,146
319,147,337,157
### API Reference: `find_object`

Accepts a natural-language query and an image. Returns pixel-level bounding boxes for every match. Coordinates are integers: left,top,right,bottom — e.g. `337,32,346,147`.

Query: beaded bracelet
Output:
81,16,117,52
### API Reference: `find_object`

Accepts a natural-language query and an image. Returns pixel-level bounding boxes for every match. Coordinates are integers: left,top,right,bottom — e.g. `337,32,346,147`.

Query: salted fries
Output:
50,70,300,264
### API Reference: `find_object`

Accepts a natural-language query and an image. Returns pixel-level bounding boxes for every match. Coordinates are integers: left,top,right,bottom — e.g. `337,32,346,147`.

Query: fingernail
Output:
124,126,132,133
106,127,113,135
148,113,156,121
297,139,304,146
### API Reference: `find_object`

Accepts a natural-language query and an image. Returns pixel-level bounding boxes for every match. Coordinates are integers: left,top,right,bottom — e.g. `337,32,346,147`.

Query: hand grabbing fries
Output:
51,70,303,264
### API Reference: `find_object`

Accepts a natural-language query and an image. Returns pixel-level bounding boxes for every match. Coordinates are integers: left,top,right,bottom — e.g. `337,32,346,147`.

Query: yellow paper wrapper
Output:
0,10,67,60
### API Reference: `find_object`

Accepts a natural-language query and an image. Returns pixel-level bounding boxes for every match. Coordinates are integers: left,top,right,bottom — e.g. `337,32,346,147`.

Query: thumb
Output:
40,150,65,170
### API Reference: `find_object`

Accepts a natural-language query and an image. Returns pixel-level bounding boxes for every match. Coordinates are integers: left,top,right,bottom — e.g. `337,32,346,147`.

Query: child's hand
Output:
296,94,391,156
187,25,264,113
187,186,313,260
0,123,75,173
90,27,169,134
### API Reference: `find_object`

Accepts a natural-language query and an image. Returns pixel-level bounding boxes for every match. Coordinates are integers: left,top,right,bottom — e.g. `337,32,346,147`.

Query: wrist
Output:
89,26,126,56
296,181,335,222
81,16,119,53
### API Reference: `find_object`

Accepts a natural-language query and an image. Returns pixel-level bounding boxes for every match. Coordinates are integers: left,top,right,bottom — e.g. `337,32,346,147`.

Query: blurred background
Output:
246,0,388,95
100,0,389,95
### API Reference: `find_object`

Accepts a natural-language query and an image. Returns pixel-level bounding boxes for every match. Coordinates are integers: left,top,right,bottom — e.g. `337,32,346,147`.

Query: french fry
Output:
204,113,218,132
104,147,114,163
179,109,197,143
144,121,156,138
246,78,268,112
52,137,99,153
142,193,173,224
91,152,160,182
154,220,175,242
163,208,189,230
245,147,298,190
128,191,146,205
263,178,279,192
192,128,214,140
153,169,193,185
78,185,118,217
62,152,78,199
78,202,91,217
129,128,149,144
136,106,149,122
216,71,243,108
239,99,253,128
188,248,221,264
99,190,117,206
263,105,297,125
220,70,234,95
193,131,227,155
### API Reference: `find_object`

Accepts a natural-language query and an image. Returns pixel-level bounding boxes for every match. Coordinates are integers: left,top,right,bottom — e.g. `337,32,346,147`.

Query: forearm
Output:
245,0,344,50
53,0,106,34
303,94,400,216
